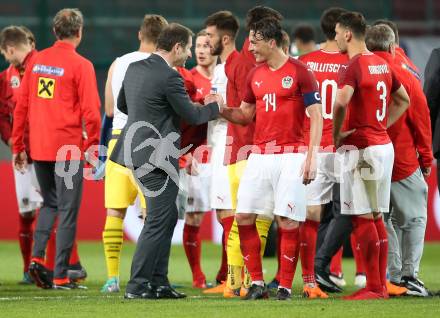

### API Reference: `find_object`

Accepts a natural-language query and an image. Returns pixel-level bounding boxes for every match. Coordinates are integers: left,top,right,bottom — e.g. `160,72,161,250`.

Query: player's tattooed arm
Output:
220,101,256,125
387,84,410,128
333,85,355,148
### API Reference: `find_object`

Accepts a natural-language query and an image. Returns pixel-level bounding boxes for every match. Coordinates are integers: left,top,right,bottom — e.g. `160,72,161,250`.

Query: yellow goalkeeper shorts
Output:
105,130,146,209
227,160,248,210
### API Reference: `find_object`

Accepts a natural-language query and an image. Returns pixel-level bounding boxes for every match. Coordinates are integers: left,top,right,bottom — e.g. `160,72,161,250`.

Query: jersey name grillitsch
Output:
306,62,341,73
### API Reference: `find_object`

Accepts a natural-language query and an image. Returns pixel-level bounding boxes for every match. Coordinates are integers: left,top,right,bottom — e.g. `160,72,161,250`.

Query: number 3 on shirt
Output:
263,93,276,112
376,81,387,122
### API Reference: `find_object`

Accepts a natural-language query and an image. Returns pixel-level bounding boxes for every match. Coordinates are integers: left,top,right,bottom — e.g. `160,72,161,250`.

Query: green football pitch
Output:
0,241,439,318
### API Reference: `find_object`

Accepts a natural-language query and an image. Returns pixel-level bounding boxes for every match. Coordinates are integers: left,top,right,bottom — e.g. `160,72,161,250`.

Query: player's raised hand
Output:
13,151,28,173
334,129,356,148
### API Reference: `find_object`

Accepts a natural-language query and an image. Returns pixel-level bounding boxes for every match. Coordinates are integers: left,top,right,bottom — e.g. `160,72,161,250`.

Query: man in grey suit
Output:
109,23,220,299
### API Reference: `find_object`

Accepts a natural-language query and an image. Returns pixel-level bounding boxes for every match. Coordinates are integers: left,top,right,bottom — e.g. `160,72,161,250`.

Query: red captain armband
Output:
303,91,321,107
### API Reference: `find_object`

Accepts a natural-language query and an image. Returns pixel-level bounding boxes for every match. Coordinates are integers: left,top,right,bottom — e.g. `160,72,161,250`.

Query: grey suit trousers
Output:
126,168,179,294
385,169,428,282
32,160,84,279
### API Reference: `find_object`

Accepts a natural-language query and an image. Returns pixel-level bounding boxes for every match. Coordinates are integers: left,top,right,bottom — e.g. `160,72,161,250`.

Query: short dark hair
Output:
320,7,348,40
372,19,399,44
204,11,239,39
53,8,83,40
337,12,367,39
251,17,283,47
140,14,168,43
245,6,283,31
157,23,194,52
0,26,29,51
293,24,315,43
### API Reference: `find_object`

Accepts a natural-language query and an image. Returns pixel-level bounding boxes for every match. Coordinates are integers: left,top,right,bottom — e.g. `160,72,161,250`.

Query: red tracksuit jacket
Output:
12,41,101,161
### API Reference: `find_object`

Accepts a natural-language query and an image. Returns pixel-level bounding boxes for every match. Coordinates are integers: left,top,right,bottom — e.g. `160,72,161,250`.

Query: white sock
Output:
279,286,292,294
252,280,265,287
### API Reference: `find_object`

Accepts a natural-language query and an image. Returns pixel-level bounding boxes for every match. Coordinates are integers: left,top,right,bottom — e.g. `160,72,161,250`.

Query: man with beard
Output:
202,11,239,293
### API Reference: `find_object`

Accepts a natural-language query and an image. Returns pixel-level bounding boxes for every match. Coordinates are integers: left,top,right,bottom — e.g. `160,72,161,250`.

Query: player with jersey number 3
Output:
208,17,323,300
332,12,410,300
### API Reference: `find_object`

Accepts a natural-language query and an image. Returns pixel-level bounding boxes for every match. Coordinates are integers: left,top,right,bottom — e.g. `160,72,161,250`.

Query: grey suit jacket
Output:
424,48,440,158
110,54,219,181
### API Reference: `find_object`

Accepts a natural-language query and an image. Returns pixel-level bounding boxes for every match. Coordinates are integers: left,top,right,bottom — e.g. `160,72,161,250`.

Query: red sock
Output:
45,228,56,271
69,240,80,266
352,216,381,292
183,223,205,281
216,216,234,282
330,247,343,276
351,233,365,274
374,217,388,288
238,223,263,282
18,214,35,272
299,219,319,284
274,227,282,282
279,227,300,289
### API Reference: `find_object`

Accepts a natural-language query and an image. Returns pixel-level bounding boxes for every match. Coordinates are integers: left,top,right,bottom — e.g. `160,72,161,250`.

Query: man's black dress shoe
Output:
155,285,186,299
124,282,156,299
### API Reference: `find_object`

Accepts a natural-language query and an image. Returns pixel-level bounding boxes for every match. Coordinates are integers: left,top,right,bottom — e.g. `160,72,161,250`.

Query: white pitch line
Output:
0,295,210,301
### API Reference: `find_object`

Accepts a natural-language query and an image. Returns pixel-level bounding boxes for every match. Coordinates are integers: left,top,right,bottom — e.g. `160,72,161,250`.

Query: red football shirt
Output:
374,51,433,181
224,49,256,164
5,50,37,157
299,50,348,150
191,68,211,104
337,52,401,149
177,67,211,168
243,57,319,153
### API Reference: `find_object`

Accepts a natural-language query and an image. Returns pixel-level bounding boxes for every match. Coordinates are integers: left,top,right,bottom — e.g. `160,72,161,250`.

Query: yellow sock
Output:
226,264,243,290
227,221,245,267
226,218,272,289
256,217,272,255
102,216,124,279
243,266,252,289
226,220,244,289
